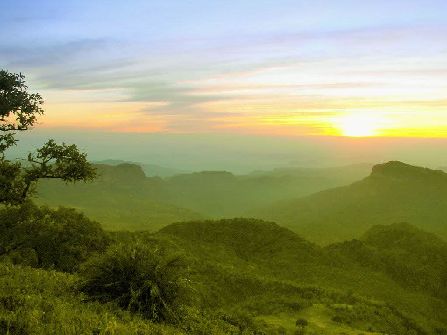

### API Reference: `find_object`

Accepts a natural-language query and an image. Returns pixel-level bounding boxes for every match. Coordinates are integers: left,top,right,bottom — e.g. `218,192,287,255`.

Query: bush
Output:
78,241,190,323
0,202,109,272
296,318,308,328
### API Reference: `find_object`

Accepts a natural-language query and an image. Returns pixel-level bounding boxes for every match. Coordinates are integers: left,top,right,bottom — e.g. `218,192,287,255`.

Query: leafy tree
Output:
0,69,95,205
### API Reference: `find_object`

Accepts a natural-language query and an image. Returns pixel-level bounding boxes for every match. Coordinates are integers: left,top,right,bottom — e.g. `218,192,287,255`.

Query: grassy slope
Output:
329,222,447,300
0,263,183,335
257,304,382,335
2,218,447,334
155,219,447,333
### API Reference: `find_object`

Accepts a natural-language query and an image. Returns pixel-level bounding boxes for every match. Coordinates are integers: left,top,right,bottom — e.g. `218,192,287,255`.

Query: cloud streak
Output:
1,1,446,136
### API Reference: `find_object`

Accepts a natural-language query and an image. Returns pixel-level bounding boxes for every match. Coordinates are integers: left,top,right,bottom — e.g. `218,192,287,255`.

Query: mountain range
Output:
35,162,371,231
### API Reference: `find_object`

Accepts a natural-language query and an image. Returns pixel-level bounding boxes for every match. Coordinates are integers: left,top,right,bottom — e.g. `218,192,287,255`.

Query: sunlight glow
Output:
335,112,386,137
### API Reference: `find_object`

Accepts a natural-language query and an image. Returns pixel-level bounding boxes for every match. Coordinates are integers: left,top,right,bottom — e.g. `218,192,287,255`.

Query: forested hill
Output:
158,218,320,266
259,161,447,244
328,222,447,300
153,219,447,333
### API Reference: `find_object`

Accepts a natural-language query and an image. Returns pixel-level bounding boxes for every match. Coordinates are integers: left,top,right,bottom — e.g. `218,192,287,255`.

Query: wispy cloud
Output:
1,1,446,136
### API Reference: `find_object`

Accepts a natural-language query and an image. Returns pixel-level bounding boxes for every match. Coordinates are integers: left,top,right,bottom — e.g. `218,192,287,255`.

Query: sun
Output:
335,112,384,137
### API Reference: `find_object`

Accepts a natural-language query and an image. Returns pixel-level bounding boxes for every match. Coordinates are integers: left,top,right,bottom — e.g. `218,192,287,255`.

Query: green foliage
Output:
0,139,97,205
159,218,319,265
296,318,308,328
329,223,447,300
1,217,447,334
0,70,96,205
0,262,256,334
0,70,44,152
0,263,185,335
435,328,447,335
328,303,426,334
178,308,258,335
0,159,27,205
79,241,191,323
0,202,109,272
24,138,96,185
155,219,447,333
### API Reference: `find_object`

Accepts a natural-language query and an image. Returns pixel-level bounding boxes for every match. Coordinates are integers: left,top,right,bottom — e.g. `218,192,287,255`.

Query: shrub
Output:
78,241,190,323
0,202,109,272
296,318,308,328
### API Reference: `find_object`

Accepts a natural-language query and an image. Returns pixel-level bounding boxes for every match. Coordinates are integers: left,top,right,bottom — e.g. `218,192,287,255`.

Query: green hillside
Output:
259,161,447,244
3,215,447,334
34,163,371,231
0,263,185,335
329,222,447,300
154,219,447,333
34,164,203,231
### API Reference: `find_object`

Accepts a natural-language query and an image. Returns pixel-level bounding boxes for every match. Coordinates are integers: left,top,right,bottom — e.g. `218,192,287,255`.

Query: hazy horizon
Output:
3,1,447,175
6,129,447,174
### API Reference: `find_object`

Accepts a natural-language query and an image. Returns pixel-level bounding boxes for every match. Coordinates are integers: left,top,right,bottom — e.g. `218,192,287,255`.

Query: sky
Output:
1,1,447,171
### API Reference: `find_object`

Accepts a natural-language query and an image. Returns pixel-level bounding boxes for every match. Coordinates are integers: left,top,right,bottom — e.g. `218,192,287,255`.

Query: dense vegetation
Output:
0,203,109,272
329,223,447,300
2,210,447,334
79,242,189,323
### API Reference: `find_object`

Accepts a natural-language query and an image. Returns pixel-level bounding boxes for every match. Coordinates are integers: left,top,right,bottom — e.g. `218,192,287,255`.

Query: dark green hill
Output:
328,222,447,300
159,218,320,268
259,161,447,244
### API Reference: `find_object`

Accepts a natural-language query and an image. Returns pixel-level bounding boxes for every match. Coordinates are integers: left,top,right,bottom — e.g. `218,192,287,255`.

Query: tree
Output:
0,69,96,204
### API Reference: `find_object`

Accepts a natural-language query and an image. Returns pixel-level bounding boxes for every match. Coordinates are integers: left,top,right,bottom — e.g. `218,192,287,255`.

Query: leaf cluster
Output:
0,69,96,204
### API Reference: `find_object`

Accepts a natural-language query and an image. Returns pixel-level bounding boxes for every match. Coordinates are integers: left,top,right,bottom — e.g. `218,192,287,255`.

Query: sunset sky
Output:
1,0,447,139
